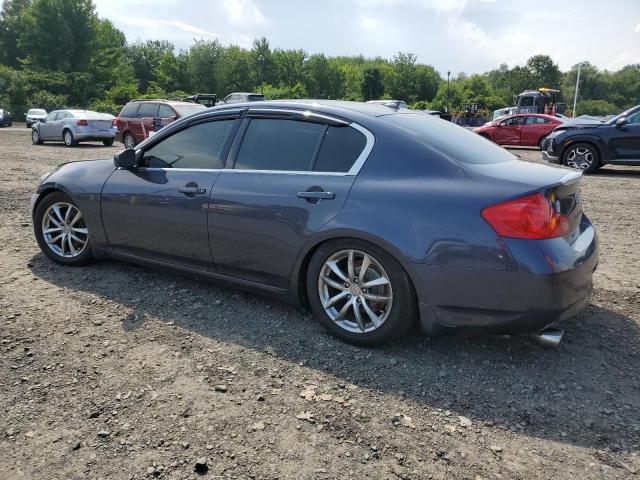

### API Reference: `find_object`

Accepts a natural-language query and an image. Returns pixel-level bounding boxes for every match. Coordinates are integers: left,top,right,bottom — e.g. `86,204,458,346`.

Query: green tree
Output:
388,52,417,102
184,39,223,94
0,0,31,67
526,54,562,88
361,66,384,101
19,0,97,72
127,40,175,93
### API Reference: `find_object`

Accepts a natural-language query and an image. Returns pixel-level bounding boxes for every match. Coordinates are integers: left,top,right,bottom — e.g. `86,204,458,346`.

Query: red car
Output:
115,99,206,148
473,114,563,148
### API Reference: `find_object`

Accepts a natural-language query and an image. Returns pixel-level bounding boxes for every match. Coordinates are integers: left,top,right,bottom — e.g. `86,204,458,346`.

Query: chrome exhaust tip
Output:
530,324,564,348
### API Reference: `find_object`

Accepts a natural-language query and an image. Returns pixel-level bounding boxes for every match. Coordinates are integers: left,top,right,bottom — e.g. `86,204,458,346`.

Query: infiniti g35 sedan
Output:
31,100,598,346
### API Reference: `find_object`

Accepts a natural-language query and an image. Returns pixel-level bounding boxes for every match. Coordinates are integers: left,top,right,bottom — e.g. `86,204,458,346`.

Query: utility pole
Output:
446,71,451,114
258,54,265,95
572,62,583,118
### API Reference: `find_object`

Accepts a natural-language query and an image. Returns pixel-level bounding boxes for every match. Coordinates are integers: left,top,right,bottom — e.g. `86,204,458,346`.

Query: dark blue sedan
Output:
31,100,598,346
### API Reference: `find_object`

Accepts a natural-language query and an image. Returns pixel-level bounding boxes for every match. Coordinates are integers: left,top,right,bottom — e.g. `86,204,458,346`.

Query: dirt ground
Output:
1,124,639,480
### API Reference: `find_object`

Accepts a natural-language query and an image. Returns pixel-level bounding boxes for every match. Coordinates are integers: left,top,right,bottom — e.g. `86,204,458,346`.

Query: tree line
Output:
1,0,639,120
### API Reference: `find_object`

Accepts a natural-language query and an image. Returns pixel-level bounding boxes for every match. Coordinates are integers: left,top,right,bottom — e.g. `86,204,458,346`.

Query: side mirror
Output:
114,149,138,168
615,117,628,128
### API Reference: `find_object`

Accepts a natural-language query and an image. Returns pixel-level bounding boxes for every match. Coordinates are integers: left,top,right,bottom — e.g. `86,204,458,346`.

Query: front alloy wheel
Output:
563,143,600,173
31,129,42,144
34,192,94,265
307,239,416,345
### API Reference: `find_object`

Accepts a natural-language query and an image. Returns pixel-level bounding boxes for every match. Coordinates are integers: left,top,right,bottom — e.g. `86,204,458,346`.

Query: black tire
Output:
102,138,114,146
31,129,43,145
562,142,600,173
63,129,77,147
306,238,416,346
123,132,136,149
34,191,94,266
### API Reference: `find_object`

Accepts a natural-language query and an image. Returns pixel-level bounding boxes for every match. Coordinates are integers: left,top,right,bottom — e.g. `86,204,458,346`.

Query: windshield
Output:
607,106,640,125
381,113,515,164
172,104,207,117
28,109,46,115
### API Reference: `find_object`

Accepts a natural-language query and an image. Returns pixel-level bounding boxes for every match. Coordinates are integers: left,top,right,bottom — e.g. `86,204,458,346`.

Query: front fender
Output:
558,134,606,160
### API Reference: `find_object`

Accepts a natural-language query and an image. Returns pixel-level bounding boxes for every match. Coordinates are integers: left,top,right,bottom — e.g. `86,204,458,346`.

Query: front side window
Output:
158,104,175,118
627,111,640,125
525,116,546,125
235,119,325,171
141,120,235,169
45,112,58,122
120,103,139,118
137,103,159,118
502,116,524,126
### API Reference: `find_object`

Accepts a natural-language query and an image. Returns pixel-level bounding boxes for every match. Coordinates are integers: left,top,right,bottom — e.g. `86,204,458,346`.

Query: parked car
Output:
222,92,266,104
31,110,116,147
542,105,640,172
473,114,563,148
366,99,408,110
31,100,597,346
116,99,206,149
184,93,218,107
0,108,13,127
25,108,47,127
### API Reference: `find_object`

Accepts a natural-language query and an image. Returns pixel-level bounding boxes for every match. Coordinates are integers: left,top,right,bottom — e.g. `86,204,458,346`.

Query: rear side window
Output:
137,103,159,118
120,103,139,118
526,116,547,125
235,119,325,171
382,113,514,164
314,126,366,172
141,120,235,169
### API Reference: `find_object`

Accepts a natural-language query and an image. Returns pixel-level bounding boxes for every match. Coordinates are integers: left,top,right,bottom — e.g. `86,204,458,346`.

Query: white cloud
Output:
117,17,218,38
222,0,266,27
359,15,380,29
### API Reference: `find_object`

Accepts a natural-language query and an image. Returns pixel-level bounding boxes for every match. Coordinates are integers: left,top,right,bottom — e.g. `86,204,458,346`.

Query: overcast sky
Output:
94,0,640,77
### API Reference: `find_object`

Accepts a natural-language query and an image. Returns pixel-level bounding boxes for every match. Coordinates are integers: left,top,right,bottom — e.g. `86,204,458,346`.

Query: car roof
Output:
129,99,197,106
205,99,403,118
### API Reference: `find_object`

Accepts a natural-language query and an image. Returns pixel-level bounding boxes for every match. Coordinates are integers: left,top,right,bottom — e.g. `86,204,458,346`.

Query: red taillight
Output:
76,119,88,126
481,193,570,240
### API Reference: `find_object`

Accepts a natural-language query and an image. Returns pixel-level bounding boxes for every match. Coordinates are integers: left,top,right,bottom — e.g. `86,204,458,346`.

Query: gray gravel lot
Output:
1,126,639,479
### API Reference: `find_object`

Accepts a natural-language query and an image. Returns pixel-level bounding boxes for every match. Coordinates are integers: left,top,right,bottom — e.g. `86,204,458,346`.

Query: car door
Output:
100,112,241,269
608,110,640,160
208,110,372,288
520,115,549,146
493,116,523,145
51,111,70,140
39,111,59,139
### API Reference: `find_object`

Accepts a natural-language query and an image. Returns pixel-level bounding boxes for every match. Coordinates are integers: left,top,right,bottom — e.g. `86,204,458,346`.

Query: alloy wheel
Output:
64,131,73,146
565,146,593,170
32,130,39,143
317,249,393,334
41,202,89,258
124,134,135,149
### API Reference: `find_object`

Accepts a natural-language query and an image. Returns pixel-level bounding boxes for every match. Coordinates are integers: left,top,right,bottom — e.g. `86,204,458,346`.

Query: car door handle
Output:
297,191,335,200
179,186,207,195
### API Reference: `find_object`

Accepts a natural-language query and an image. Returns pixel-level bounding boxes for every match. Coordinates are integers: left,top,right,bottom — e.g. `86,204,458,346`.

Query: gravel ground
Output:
1,125,639,480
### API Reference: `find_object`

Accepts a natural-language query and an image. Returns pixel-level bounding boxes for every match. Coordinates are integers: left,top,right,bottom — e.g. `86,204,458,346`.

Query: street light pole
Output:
446,71,450,114
258,54,265,95
572,62,583,118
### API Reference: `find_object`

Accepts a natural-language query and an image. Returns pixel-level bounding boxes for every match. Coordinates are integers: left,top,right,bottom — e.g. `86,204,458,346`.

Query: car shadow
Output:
591,166,640,178
33,143,114,149
28,253,640,453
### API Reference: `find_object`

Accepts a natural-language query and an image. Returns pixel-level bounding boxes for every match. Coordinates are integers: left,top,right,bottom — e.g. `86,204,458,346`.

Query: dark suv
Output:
543,105,640,172
116,99,206,148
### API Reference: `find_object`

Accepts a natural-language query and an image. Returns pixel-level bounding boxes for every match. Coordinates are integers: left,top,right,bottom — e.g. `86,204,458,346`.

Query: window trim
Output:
226,111,374,176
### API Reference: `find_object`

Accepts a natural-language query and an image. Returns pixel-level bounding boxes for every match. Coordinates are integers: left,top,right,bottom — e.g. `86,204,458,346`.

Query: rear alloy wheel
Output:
31,129,43,145
123,132,136,149
63,129,77,147
34,192,94,266
562,143,600,173
307,239,416,346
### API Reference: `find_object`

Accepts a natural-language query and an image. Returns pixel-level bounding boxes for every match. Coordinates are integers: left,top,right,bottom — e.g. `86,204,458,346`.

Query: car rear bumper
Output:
74,127,117,140
406,216,598,335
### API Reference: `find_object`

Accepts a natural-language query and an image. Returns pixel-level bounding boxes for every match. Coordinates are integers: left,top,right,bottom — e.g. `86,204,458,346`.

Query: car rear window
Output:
248,94,266,101
120,103,139,118
172,104,207,117
381,113,514,164
314,126,367,172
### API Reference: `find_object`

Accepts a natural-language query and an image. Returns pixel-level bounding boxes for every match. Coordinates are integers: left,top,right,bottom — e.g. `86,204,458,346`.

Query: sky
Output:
93,0,640,76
